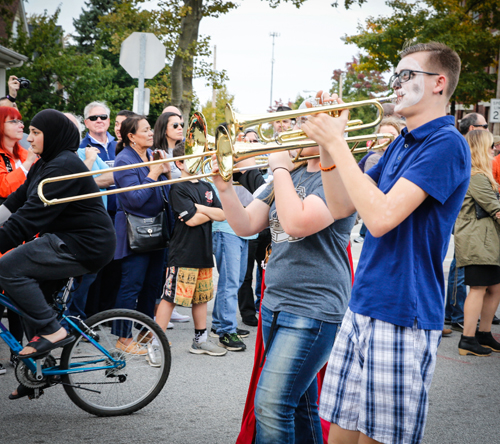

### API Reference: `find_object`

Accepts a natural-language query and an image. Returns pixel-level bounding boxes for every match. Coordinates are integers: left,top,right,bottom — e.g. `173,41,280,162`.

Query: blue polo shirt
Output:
350,115,470,330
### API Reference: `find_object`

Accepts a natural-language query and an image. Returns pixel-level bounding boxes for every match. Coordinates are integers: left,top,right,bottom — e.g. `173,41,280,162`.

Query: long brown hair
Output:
115,115,147,155
466,130,496,191
0,106,23,159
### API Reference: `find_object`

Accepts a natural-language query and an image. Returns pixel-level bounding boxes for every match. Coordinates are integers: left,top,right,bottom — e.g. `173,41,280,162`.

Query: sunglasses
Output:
171,122,184,129
473,124,488,129
5,119,24,125
88,114,108,121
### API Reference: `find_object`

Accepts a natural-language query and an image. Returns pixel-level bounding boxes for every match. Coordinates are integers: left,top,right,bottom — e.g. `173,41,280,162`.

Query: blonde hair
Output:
376,116,406,134
466,130,496,191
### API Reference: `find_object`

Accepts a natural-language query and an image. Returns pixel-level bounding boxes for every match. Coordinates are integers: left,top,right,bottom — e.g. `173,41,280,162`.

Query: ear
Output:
433,74,446,96
175,160,184,170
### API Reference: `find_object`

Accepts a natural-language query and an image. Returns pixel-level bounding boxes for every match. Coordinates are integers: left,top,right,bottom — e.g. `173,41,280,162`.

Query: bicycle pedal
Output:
28,388,44,400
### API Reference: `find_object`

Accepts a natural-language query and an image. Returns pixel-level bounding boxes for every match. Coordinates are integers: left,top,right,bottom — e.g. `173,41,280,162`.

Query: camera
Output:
17,77,31,89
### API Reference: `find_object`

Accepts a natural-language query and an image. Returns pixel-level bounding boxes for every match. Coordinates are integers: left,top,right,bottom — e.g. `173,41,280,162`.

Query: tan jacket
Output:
455,173,500,267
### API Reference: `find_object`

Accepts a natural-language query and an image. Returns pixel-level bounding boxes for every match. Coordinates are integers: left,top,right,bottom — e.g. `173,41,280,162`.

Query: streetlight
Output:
269,32,280,107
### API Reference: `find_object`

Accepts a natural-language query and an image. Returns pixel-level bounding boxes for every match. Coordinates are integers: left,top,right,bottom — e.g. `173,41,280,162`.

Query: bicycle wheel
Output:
60,309,171,416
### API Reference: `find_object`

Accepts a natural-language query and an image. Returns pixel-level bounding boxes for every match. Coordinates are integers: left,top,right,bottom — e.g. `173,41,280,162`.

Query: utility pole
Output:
212,45,217,122
269,32,280,108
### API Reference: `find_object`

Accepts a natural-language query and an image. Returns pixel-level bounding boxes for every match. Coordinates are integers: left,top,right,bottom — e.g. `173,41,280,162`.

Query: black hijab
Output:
30,109,80,163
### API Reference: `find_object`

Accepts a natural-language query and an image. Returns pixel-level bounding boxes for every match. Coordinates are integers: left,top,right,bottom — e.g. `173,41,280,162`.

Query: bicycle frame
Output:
0,288,125,378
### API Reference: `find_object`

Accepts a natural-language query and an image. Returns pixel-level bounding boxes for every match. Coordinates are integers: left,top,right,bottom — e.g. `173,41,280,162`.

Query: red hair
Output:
0,106,23,160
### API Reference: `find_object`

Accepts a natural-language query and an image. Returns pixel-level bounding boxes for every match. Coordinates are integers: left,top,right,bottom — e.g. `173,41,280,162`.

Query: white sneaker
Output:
171,308,190,323
167,322,174,329
353,236,364,243
146,344,161,367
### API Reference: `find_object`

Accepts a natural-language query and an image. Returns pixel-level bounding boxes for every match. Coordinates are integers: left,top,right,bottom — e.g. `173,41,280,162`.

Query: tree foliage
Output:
10,9,121,122
200,85,236,134
344,0,500,105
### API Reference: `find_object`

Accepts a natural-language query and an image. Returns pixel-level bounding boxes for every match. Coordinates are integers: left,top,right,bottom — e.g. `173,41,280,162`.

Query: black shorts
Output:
463,265,500,287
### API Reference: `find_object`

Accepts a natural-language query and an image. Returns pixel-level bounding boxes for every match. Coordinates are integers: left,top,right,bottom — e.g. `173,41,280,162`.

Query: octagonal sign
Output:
120,32,166,79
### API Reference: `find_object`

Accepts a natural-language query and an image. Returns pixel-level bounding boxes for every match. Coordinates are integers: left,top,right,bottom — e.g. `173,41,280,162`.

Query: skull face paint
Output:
394,57,425,113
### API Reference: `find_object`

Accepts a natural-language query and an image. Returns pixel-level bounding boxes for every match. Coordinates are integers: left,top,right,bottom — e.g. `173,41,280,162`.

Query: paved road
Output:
1,226,499,443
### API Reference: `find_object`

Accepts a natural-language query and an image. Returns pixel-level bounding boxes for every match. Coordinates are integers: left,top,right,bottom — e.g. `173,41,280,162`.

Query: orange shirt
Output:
0,147,29,199
493,155,500,191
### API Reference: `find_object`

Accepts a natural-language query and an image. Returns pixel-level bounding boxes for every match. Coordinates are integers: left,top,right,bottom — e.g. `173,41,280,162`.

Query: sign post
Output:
119,32,166,115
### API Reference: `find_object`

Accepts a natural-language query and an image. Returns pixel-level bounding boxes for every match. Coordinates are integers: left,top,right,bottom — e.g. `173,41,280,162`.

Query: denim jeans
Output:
255,305,339,444
113,249,165,337
445,256,466,323
212,231,248,335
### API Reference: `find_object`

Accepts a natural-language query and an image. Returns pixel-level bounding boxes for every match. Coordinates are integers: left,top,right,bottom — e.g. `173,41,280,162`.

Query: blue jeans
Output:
445,256,466,323
212,231,248,335
255,305,339,444
113,249,165,337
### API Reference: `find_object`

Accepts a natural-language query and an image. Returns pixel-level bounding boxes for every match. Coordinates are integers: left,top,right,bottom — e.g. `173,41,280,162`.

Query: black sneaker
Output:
492,315,500,325
451,322,464,332
242,315,258,327
237,328,250,338
219,333,246,351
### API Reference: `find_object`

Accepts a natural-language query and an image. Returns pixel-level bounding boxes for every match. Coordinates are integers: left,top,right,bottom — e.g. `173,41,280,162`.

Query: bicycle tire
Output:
60,309,171,417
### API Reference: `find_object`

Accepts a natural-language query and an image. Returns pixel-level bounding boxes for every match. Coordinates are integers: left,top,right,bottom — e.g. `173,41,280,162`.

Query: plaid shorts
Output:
319,308,441,444
162,267,214,307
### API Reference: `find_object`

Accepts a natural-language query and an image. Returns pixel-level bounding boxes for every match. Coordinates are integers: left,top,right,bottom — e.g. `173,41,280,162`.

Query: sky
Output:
25,0,394,114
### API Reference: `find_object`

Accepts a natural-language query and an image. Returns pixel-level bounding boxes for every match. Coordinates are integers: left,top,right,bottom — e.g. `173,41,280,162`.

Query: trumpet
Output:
225,94,396,143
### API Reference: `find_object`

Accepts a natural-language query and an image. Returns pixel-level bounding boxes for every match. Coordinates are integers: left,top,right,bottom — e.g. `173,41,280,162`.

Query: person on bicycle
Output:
0,109,115,362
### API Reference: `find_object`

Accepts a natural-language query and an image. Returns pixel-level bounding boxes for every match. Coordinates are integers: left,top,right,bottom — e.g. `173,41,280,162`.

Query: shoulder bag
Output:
125,187,170,253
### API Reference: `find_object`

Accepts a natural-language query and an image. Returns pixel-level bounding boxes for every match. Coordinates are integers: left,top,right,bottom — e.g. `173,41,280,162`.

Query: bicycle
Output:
0,277,171,416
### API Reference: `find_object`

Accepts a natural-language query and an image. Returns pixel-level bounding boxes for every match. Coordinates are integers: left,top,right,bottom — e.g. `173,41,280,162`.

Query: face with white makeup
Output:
392,55,428,115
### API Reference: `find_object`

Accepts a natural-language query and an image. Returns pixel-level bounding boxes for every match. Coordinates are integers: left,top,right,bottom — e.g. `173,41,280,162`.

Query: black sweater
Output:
0,151,116,272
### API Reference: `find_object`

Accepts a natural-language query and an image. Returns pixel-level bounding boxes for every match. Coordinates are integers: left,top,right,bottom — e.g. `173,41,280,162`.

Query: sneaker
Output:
171,308,190,323
458,334,492,356
167,322,174,330
115,340,147,355
353,236,364,243
442,328,452,337
219,333,246,351
451,322,464,332
209,328,218,338
492,315,500,325
146,344,162,367
237,328,250,338
189,340,227,356
0,363,6,375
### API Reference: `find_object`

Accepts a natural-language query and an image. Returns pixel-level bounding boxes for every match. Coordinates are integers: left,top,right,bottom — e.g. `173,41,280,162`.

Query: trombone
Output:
225,94,397,143
37,103,396,205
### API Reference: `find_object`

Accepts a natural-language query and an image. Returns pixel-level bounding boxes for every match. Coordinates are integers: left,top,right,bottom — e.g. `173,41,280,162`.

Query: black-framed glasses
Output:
389,69,440,87
473,124,488,129
171,122,184,129
88,114,108,121
5,119,23,125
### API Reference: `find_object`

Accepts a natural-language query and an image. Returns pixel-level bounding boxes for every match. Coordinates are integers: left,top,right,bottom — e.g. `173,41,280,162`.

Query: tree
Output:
200,85,236,135
72,0,125,54
344,0,500,108
10,9,119,121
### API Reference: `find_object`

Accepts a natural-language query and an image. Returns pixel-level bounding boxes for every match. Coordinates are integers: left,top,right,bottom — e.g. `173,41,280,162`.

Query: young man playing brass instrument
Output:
303,42,470,444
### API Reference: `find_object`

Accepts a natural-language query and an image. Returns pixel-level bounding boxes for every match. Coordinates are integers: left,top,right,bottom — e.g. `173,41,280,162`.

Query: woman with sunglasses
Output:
454,130,500,357
0,106,37,371
153,112,184,180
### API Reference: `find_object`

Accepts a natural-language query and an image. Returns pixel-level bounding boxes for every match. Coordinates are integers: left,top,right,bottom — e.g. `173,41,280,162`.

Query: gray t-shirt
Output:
257,166,355,323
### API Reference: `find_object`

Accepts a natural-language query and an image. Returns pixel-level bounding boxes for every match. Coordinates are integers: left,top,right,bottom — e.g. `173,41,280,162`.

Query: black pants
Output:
0,234,90,338
238,228,271,320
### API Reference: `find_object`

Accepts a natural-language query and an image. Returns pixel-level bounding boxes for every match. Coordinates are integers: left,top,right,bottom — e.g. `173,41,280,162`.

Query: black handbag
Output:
124,187,170,253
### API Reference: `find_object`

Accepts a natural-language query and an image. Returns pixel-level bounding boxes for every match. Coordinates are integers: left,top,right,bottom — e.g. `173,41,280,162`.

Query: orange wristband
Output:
319,162,336,172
